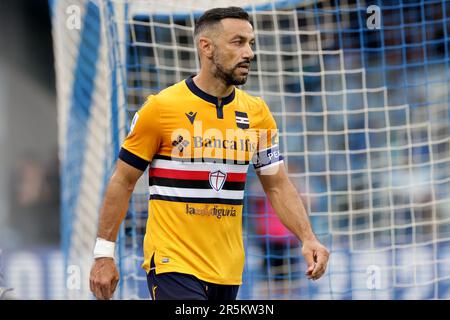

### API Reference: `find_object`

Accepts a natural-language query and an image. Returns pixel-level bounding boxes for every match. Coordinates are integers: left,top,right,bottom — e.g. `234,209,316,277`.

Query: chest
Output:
159,104,258,160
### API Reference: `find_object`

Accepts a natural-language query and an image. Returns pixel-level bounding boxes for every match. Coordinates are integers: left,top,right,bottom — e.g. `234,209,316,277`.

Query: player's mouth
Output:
236,63,250,73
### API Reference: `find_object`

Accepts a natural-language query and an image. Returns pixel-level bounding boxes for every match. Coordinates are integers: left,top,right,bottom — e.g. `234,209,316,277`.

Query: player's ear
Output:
198,36,214,59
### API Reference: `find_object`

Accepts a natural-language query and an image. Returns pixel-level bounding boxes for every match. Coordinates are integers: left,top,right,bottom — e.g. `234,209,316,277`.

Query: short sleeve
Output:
119,96,162,171
252,99,284,171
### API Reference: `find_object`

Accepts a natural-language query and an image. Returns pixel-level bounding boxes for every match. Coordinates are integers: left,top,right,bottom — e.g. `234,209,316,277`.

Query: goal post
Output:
53,0,450,299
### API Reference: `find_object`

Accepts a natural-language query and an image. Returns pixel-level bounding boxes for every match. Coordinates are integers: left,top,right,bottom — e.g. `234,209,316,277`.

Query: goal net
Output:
52,0,450,299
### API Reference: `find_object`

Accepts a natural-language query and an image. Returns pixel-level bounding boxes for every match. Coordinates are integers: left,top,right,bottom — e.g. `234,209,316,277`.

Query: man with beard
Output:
90,6,329,300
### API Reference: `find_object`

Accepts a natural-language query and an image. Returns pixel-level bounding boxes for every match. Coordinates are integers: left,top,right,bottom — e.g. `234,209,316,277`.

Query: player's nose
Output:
243,43,254,61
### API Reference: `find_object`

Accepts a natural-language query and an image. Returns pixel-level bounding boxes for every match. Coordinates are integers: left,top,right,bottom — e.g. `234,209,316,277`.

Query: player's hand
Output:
301,239,330,281
89,257,119,300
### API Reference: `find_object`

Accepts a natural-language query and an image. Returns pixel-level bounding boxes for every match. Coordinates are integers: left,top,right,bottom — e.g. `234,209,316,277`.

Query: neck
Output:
193,68,234,98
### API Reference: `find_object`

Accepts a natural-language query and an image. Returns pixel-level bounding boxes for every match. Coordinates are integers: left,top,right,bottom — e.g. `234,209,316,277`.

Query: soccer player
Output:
89,6,329,300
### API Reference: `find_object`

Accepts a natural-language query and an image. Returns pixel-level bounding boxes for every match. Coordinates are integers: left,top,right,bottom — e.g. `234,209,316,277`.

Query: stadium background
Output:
1,0,450,299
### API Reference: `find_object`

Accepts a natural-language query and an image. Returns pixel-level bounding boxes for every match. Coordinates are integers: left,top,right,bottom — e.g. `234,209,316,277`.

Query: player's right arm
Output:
89,159,144,300
89,96,162,300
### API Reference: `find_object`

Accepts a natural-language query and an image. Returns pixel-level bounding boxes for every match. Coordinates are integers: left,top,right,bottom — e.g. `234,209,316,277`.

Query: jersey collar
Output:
185,75,235,106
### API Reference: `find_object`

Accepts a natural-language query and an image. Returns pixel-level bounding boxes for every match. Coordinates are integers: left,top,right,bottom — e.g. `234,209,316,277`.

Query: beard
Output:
212,51,249,86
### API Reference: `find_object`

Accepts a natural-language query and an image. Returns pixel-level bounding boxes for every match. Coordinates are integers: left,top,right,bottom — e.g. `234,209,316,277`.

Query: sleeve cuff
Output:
119,147,149,171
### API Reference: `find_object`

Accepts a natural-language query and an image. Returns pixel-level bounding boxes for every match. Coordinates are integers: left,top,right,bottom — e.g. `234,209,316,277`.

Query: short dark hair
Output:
194,7,250,38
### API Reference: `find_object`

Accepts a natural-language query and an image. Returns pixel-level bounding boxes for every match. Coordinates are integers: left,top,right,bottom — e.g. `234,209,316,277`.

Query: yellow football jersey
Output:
120,76,283,285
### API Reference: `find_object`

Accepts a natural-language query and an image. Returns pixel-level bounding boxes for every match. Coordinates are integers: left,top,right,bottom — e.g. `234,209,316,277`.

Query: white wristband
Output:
93,237,116,259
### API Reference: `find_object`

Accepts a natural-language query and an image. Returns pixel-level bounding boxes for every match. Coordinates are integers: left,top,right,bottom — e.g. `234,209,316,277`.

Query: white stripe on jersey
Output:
149,185,245,199
255,159,284,172
151,159,249,173
236,117,249,123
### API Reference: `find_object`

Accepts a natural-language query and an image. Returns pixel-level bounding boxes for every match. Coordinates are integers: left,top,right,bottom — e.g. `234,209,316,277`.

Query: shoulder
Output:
235,89,277,129
235,88,270,114
157,80,187,99
139,80,186,115
154,80,188,104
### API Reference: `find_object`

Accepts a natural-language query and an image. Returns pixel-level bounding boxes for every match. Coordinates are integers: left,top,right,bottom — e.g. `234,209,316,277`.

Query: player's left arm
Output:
257,164,330,280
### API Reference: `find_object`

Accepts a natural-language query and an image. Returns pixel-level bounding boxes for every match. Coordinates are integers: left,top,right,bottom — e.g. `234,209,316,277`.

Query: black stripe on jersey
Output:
216,105,224,119
119,147,149,171
149,177,246,191
150,194,243,205
152,154,250,165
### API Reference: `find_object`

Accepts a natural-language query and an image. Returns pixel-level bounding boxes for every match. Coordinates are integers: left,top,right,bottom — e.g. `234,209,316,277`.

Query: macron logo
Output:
185,111,197,124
